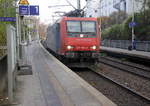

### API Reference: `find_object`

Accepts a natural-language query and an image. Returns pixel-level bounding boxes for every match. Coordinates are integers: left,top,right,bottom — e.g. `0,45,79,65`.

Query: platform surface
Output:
14,42,116,106
101,46,150,60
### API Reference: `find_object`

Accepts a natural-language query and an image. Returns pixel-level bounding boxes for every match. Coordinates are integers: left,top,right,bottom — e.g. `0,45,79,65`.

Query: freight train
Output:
45,16,100,67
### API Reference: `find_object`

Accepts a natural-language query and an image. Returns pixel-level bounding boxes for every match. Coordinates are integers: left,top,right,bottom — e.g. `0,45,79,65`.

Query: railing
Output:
101,40,150,52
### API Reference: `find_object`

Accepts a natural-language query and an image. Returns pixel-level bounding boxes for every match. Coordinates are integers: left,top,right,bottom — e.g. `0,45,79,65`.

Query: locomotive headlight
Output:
67,45,73,50
80,34,84,38
91,46,96,50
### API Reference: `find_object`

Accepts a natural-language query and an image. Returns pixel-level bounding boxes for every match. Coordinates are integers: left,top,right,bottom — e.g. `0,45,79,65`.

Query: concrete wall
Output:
0,55,7,97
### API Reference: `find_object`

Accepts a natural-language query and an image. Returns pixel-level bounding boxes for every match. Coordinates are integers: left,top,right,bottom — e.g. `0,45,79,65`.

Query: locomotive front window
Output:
67,21,81,32
82,21,96,33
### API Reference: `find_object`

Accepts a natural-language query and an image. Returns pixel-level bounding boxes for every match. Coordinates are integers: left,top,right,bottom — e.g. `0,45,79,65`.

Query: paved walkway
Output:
14,42,116,106
101,46,150,60
14,43,66,106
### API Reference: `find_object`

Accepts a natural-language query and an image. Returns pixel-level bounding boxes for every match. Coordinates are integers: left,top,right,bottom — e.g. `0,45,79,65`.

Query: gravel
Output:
73,68,150,106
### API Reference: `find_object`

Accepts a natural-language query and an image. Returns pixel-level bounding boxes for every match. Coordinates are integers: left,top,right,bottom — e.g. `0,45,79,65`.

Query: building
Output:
85,0,143,17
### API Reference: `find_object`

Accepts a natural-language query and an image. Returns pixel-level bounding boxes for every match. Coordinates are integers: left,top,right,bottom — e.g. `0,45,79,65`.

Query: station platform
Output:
100,46,150,60
14,42,116,106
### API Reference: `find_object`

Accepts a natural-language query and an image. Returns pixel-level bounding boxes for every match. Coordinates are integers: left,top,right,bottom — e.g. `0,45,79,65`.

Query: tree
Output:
100,11,127,30
142,0,150,10
108,11,127,25
38,23,47,40
97,16,110,30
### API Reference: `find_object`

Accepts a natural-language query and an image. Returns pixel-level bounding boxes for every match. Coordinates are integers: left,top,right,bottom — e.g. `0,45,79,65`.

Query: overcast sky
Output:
28,0,86,24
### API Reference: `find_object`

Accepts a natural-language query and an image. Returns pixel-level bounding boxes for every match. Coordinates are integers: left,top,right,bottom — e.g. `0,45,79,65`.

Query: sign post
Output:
132,0,135,50
18,0,30,61
18,0,39,63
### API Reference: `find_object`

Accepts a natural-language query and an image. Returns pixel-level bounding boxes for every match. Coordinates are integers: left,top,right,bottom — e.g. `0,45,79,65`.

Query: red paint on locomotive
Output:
58,17,100,57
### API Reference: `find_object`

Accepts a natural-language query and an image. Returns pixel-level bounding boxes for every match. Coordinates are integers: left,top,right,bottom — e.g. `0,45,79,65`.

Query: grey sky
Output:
28,0,86,23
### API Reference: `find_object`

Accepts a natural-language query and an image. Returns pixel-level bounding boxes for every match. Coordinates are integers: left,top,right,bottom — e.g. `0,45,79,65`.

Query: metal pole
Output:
7,25,13,103
77,0,81,10
99,1,102,38
23,20,25,42
16,13,20,62
28,19,31,43
15,0,22,60
52,15,54,23
132,0,135,49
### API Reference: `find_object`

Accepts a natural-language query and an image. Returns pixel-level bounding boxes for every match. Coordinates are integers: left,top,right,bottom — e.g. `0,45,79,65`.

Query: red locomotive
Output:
45,17,100,67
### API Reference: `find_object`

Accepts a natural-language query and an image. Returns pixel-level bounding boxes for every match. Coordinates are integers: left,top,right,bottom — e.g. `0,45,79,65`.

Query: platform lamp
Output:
131,0,135,50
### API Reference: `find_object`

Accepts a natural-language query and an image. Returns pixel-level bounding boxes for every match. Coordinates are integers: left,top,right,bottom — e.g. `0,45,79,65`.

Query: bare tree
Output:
38,22,47,40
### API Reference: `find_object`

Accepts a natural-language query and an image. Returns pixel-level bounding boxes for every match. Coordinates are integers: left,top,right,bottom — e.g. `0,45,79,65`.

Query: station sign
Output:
30,5,39,15
129,22,136,28
19,5,29,16
19,5,39,16
0,17,16,22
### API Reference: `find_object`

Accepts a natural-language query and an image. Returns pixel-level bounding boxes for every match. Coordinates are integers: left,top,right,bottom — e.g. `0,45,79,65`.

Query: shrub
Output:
101,24,127,40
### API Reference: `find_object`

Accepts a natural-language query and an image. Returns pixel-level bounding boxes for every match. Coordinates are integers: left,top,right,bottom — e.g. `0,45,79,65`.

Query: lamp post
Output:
132,0,135,49
99,0,102,35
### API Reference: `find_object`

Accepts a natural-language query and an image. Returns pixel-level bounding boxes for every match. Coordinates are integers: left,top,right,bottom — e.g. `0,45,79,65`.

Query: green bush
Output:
0,23,6,45
0,0,16,45
102,24,128,40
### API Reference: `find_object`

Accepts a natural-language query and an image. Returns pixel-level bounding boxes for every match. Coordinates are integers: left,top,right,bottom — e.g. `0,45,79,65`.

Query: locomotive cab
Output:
60,17,100,60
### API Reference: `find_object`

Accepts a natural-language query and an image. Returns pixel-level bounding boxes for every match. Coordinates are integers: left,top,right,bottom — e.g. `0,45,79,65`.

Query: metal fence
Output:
101,40,150,52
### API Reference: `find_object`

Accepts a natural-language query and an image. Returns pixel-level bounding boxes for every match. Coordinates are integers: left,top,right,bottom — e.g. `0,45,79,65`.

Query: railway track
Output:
74,68,150,106
89,67,150,103
98,56,150,79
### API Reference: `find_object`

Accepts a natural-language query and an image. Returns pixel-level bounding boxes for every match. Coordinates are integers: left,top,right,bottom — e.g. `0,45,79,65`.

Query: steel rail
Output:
89,67,150,103
98,56,150,79
101,56,150,72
